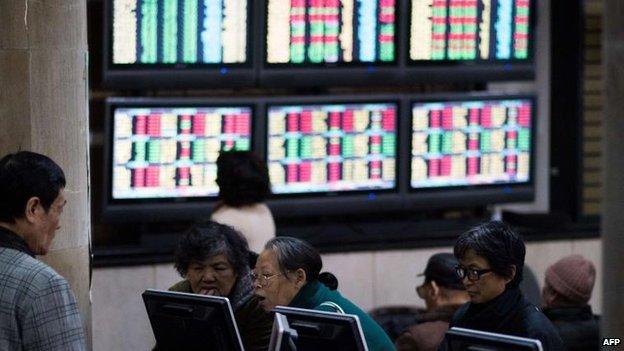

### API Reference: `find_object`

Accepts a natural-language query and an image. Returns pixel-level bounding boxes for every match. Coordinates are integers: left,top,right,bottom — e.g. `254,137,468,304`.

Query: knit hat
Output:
545,254,596,304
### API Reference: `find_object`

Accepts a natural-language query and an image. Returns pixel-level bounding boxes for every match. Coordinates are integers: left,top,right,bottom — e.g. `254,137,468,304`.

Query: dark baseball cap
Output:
418,253,464,291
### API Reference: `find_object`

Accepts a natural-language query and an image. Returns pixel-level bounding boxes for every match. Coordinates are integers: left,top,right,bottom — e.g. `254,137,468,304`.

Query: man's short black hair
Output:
216,151,271,207
174,221,250,277
454,221,525,288
0,151,66,223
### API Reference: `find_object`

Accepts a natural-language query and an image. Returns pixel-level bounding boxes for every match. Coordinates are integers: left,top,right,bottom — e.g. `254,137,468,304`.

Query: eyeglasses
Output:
455,265,493,281
250,271,285,288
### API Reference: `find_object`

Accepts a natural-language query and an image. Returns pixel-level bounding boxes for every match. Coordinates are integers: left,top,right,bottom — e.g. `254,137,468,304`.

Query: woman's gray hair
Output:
264,237,322,282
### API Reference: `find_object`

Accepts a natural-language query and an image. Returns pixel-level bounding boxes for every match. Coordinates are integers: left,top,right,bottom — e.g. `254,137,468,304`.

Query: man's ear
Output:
24,197,42,223
505,265,517,284
542,285,558,307
430,280,441,298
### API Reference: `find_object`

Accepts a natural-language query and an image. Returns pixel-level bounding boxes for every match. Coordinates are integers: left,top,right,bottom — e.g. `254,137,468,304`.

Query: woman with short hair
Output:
253,236,395,351
170,222,272,351
439,221,564,351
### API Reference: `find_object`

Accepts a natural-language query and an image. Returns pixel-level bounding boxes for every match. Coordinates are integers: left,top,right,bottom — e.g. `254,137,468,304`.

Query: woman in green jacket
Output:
169,222,273,351
253,236,395,351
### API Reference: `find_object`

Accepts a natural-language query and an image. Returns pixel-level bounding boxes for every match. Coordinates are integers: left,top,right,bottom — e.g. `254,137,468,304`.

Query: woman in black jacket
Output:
439,221,564,351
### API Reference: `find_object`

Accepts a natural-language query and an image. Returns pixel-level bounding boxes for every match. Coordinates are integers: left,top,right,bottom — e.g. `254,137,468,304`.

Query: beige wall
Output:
92,238,602,351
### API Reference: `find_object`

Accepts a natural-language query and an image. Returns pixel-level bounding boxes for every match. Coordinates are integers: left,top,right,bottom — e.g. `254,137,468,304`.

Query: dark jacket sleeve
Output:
396,331,420,351
437,305,465,351
168,279,191,292
522,306,565,351
235,296,273,351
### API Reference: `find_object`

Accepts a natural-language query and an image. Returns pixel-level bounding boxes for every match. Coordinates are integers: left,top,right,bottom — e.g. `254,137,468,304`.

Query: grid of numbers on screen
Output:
112,107,251,199
411,99,532,188
266,0,396,64
267,103,397,194
112,0,248,64
409,0,530,61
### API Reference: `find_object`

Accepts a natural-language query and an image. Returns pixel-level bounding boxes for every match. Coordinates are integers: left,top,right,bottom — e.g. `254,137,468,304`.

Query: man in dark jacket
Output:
542,254,600,351
396,253,469,351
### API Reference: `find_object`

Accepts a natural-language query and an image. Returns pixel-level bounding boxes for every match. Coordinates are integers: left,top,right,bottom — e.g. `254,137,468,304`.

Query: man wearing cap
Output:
542,254,600,351
395,253,469,351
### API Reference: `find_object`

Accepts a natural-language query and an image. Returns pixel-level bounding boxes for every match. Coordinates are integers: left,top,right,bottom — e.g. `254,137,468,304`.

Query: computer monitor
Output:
271,306,368,351
409,0,534,62
269,312,299,351
103,0,254,88
405,0,535,81
261,97,402,218
142,289,244,351
102,97,255,222
404,94,535,209
259,0,401,87
445,327,543,351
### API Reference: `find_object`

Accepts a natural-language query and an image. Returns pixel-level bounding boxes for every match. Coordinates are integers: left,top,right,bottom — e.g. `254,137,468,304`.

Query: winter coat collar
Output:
0,226,35,257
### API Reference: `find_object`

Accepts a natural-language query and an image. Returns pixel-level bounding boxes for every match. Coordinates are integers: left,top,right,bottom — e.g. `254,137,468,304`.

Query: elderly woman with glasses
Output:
439,221,564,351
252,237,395,351
169,222,273,351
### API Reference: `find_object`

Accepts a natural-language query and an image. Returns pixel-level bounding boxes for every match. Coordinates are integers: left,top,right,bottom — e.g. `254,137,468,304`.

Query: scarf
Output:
228,263,254,311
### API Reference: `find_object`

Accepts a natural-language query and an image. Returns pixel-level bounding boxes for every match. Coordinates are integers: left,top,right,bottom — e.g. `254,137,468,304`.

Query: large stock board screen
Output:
267,102,398,194
111,0,249,65
411,98,533,188
111,105,252,199
266,0,396,65
409,0,531,62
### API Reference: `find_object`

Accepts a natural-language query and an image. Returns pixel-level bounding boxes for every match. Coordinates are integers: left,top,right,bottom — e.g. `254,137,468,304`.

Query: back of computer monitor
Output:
142,289,244,351
269,312,299,351
272,306,368,351
445,327,543,351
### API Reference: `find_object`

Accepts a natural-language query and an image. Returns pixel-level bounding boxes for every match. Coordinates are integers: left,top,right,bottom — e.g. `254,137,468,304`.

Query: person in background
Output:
169,222,273,351
253,236,395,351
519,265,543,307
0,151,86,350
439,221,564,351
542,254,600,351
395,253,469,351
212,151,275,254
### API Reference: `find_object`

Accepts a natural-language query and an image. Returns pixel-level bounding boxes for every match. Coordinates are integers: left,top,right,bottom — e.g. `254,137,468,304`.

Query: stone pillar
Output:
602,0,624,340
0,0,91,347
